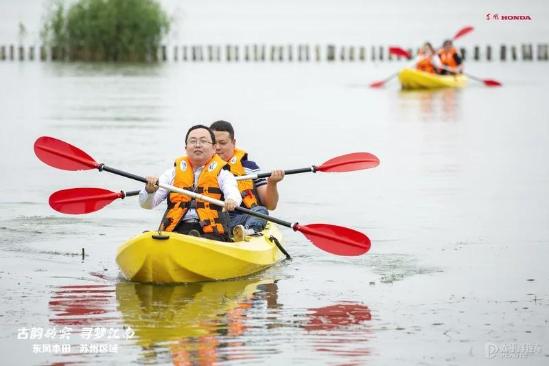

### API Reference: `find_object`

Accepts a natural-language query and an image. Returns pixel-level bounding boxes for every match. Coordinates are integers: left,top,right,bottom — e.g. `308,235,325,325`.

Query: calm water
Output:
1,2,549,364
1,59,548,365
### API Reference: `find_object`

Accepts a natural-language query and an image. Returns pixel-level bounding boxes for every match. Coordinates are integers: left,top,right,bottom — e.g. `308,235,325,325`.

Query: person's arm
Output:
218,169,242,210
139,168,174,209
256,170,284,210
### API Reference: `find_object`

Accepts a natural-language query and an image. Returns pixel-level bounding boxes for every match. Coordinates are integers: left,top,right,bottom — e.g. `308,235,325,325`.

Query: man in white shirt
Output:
139,125,241,241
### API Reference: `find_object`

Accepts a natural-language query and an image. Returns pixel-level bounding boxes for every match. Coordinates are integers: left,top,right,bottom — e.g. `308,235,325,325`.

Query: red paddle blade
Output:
294,224,371,256
317,152,380,173
369,80,386,88
304,303,371,331
483,79,502,87
453,26,474,40
34,136,99,171
389,46,411,59
49,188,123,214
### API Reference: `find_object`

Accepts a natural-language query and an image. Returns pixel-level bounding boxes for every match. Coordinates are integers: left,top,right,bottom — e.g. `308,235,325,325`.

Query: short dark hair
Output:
210,120,235,140
185,124,216,145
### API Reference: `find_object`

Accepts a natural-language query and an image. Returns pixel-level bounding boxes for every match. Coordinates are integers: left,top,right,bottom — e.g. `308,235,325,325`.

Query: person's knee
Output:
252,206,268,215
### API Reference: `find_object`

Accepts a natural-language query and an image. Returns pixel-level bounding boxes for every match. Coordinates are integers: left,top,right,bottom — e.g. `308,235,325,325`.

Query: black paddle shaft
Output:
255,166,316,179
99,164,148,184
234,205,294,229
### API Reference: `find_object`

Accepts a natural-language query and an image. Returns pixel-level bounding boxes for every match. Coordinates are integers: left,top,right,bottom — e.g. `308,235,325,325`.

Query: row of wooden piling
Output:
1,44,548,62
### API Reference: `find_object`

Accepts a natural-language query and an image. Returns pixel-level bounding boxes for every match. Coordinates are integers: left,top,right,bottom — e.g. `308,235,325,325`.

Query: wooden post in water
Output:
327,45,335,62
371,46,376,61
349,46,355,62
173,46,178,61
1,46,6,61
388,47,393,61
499,45,506,61
287,44,293,62
511,45,517,61
315,45,321,62
486,45,492,61
225,45,231,62
460,47,466,61
9,45,14,60
18,46,24,61
521,44,533,61
244,45,249,61
40,46,47,61
473,46,480,61
537,44,548,61
378,46,384,61
207,45,215,62
359,46,365,61
339,46,345,61
51,46,58,61
182,46,187,61
29,46,34,61
161,45,167,61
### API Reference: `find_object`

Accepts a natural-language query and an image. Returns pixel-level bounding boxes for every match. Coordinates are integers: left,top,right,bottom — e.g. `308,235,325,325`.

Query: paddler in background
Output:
210,120,285,241
437,39,463,75
415,42,442,74
140,124,241,241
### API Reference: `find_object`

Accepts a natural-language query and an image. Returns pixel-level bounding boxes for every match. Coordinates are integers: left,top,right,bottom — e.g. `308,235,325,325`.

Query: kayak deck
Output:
398,68,467,90
116,223,284,284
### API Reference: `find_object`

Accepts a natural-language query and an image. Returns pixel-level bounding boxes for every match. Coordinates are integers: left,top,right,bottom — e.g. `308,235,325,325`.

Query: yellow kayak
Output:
116,223,285,284
398,68,467,90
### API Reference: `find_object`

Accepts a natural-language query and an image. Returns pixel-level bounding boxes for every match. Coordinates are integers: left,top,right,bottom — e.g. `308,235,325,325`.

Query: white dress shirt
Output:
139,165,242,222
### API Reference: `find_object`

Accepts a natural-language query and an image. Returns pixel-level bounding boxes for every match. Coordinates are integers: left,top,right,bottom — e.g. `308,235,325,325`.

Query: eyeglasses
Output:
187,139,214,147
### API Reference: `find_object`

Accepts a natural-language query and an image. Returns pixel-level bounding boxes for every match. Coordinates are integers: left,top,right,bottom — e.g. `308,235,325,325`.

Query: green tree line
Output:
42,0,170,61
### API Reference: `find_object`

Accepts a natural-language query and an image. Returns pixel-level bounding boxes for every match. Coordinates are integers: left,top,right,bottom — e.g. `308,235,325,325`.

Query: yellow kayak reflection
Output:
116,277,279,364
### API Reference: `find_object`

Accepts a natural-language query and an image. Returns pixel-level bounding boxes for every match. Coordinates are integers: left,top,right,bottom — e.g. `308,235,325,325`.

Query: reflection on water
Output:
116,278,279,365
45,278,374,364
398,88,461,122
304,302,372,331
49,284,118,326
304,302,372,360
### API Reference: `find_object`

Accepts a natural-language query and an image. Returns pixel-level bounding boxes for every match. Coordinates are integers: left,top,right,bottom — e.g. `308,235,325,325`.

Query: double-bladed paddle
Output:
35,136,371,256
236,152,379,181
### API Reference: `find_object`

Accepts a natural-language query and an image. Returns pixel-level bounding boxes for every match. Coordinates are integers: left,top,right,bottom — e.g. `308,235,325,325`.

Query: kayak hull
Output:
116,223,284,284
398,68,467,90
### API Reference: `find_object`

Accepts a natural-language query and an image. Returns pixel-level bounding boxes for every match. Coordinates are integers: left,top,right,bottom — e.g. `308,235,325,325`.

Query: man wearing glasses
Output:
139,124,241,241
210,120,284,241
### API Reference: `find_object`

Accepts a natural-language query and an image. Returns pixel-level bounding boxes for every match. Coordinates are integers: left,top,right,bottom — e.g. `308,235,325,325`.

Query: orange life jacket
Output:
162,154,227,234
416,50,436,73
226,148,259,209
438,47,459,70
